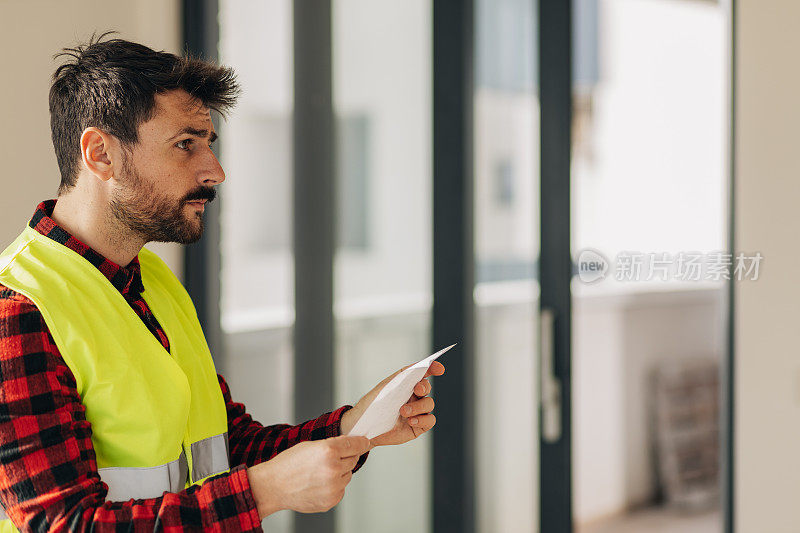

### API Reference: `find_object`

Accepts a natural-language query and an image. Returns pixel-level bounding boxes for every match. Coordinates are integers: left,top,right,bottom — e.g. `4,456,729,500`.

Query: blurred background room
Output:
1,0,798,532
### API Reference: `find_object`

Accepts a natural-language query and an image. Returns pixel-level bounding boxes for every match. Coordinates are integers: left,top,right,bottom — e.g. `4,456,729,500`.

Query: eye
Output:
176,139,193,151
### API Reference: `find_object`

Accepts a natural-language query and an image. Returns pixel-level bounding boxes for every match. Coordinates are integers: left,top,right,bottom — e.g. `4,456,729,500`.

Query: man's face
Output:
108,89,225,244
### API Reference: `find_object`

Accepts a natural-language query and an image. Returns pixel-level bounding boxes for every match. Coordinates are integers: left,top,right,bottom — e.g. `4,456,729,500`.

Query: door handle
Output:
540,307,562,443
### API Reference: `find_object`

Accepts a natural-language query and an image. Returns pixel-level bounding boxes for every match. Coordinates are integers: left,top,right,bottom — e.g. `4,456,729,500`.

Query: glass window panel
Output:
474,0,540,531
218,1,295,531
571,1,728,531
332,1,432,532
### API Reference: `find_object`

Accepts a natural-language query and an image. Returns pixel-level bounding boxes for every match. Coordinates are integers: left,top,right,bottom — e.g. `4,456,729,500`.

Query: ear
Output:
79,127,118,182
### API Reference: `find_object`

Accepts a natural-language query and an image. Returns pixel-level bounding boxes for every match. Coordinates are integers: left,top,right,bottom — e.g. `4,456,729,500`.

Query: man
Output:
0,35,443,531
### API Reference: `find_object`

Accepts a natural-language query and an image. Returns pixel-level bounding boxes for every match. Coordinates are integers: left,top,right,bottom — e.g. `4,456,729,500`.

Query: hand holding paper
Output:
342,344,453,445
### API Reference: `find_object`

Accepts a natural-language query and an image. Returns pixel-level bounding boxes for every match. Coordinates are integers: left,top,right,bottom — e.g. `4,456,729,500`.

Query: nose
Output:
199,148,226,186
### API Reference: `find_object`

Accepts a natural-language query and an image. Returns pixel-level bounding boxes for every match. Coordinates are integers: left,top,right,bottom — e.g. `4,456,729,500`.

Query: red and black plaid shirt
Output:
0,200,366,531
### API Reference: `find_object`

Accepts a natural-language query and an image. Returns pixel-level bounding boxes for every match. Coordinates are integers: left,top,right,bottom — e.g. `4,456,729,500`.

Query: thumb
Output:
331,434,372,457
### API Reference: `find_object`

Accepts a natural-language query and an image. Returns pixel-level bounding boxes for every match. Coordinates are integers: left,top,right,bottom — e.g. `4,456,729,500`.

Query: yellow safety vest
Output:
0,225,229,531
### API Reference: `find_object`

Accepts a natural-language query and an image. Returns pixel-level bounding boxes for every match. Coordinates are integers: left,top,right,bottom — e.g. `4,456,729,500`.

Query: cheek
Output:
142,147,184,175
140,150,200,199
163,158,198,186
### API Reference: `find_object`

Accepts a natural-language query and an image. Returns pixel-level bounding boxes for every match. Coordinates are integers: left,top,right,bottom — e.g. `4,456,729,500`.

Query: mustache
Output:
183,187,216,204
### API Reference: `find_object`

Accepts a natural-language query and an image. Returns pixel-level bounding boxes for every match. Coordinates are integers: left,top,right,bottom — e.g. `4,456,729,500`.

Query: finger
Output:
340,455,360,473
409,413,436,436
424,361,445,378
400,396,435,418
332,435,372,458
413,379,431,397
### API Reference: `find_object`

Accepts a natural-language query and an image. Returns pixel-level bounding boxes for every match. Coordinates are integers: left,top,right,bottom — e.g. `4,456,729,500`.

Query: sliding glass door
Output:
331,2,433,532
474,0,540,531
570,1,731,532
187,2,731,532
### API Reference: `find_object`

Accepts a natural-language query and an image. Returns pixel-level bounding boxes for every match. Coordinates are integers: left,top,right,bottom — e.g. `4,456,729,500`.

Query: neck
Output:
51,192,145,267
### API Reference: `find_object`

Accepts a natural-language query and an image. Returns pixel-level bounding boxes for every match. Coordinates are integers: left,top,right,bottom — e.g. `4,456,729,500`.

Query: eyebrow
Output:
168,126,218,144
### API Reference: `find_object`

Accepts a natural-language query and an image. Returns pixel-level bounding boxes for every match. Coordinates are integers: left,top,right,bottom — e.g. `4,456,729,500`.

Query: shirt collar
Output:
28,199,145,297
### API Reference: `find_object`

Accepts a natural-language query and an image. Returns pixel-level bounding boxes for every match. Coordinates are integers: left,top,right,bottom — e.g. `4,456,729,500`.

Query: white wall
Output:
735,1,800,531
0,0,183,275
573,285,725,523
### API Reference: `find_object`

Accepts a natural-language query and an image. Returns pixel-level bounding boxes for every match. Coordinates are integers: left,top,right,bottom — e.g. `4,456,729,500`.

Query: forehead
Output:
148,90,213,131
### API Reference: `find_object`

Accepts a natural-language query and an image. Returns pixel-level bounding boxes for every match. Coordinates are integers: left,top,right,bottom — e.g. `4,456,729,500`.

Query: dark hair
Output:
49,32,240,194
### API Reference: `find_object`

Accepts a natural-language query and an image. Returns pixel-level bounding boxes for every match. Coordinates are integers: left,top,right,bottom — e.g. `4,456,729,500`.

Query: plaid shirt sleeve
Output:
219,375,369,472
0,290,263,532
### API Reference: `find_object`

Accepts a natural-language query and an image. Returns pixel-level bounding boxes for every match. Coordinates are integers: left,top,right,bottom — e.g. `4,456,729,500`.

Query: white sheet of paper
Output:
347,343,456,439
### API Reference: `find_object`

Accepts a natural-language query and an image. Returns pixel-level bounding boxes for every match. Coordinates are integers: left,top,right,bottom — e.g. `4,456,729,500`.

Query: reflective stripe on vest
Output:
99,450,188,501
0,433,229,522
190,432,230,483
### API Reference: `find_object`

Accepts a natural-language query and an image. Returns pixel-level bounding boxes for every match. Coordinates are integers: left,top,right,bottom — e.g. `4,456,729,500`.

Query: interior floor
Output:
579,506,721,533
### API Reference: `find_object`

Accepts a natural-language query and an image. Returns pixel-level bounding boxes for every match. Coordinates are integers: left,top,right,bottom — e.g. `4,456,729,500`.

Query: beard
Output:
108,151,215,245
